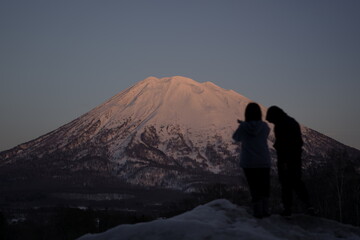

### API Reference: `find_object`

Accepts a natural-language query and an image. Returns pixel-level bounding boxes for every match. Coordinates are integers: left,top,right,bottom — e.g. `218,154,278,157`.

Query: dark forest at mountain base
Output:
1,154,360,240
0,185,246,240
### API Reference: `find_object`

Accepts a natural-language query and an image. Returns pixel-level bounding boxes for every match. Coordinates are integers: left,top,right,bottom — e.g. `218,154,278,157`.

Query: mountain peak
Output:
0,75,358,203
118,76,251,130
164,75,197,83
142,76,160,82
141,76,199,85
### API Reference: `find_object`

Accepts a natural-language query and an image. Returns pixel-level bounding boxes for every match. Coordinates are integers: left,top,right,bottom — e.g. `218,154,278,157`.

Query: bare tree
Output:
327,149,349,222
306,149,360,225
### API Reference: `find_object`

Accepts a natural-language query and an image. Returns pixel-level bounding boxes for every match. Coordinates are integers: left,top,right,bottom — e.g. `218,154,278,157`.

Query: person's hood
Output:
266,106,287,124
242,121,267,136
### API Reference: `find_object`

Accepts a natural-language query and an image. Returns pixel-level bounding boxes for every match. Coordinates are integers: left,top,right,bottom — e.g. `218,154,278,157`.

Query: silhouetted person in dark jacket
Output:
233,103,271,218
266,106,313,216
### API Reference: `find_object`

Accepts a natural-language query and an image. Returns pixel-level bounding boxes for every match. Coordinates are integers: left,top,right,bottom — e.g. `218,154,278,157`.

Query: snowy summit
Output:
94,76,252,131
77,199,360,240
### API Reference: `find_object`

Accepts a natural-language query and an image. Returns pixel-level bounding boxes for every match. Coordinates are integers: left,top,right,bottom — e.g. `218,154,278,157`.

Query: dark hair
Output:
245,103,262,122
266,106,287,123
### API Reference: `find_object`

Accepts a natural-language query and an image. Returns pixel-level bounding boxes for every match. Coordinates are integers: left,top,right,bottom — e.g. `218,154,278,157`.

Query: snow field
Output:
78,199,360,240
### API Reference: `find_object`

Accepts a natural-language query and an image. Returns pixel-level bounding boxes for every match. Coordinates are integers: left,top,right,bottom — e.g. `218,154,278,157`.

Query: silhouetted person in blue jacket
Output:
266,106,313,216
233,103,271,218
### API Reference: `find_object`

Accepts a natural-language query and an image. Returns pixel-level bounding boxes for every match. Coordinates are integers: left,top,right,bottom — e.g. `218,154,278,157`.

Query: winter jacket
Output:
232,121,271,168
273,116,303,153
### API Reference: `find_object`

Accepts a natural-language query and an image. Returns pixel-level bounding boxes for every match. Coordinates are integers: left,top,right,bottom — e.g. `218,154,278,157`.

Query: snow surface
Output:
91,76,251,131
77,199,360,240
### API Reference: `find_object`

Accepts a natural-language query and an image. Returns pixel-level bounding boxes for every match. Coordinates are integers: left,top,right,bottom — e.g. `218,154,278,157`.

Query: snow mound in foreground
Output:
77,199,360,240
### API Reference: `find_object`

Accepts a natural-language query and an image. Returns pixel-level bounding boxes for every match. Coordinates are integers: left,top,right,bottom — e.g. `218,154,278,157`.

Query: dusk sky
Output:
1,0,360,151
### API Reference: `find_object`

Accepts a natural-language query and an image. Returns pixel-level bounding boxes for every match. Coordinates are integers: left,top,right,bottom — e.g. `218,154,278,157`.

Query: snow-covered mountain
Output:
77,199,360,240
0,76,358,191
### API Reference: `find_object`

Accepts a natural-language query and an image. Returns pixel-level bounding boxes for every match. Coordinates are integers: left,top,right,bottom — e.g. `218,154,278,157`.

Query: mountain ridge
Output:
0,76,359,191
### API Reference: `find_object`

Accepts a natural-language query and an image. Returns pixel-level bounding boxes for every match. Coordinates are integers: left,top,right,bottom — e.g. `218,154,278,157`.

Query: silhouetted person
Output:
266,106,313,216
233,103,271,218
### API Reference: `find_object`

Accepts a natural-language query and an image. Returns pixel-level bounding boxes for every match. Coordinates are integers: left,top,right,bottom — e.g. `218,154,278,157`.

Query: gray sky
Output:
1,0,360,151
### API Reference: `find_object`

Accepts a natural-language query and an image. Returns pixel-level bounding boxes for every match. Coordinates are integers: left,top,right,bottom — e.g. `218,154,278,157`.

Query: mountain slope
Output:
77,199,360,240
0,76,358,191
